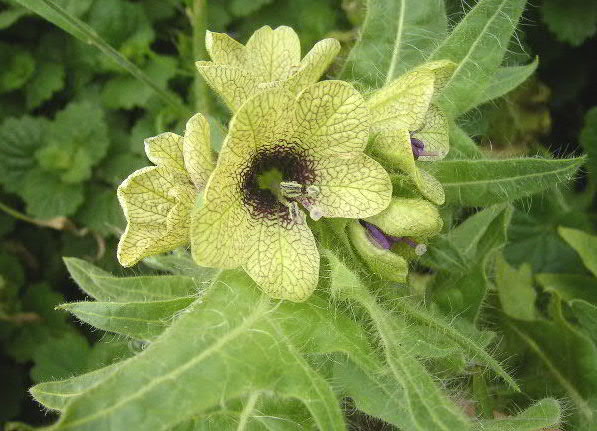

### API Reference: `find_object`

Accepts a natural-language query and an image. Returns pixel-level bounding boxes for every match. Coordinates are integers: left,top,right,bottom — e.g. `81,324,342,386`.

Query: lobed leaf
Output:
558,227,597,277
472,398,561,431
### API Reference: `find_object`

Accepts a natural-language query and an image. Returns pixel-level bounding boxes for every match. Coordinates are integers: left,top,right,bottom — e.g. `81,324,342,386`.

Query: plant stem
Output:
190,0,211,114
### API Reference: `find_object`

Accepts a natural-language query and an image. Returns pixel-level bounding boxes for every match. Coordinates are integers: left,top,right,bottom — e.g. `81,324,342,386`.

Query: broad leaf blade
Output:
64,257,200,302
339,0,447,90
434,157,585,206
429,0,527,116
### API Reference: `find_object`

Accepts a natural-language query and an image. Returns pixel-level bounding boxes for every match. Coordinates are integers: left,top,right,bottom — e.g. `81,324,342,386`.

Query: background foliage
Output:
0,0,596,429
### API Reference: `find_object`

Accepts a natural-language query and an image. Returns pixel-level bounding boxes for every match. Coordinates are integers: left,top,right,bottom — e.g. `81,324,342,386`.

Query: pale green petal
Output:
205,30,247,67
371,129,444,205
294,80,369,156
183,113,215,188
190,173,249,269
244,217,319,302
117,166,195,267
245,25,301,82
348,221,408,283
364,197,443,239
195,62,260,111
144,132,185,171
223,87,295,160
284,38,341,94
311,154,392,218
414,104,449,160
368,70,435,132
412,60,457,97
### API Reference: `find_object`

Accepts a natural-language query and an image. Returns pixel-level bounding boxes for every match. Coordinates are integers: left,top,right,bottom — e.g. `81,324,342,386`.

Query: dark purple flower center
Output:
241,140,316,224
360,220,427,255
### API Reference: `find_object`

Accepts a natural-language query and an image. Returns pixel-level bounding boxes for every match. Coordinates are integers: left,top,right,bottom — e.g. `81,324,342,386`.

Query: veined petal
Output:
190,173,249,269
364,197,443,239
144,132,185,171
205,30,247,67
412,60,457,97
311,154,392,218
371,129,444,205
294,80,369,156
117,166,195,267
244,217,319,302
183,113,215,188
222,87,296,160
246,25,301,82
415,105,449,160
368,70,435,132
348,221,408,283
284,38,341,94
195,62,260,112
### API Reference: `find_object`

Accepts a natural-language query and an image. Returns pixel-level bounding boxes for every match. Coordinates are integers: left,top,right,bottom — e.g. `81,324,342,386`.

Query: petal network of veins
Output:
192,80,392,301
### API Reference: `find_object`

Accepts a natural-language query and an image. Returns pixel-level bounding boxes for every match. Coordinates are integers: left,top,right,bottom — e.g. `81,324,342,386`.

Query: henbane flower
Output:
191,81,392,302
196,25,340,112
367,60,456,205
117,114,215,267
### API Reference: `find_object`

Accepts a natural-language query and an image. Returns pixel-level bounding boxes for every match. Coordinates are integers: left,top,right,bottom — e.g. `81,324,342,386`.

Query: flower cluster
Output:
117,26,454,301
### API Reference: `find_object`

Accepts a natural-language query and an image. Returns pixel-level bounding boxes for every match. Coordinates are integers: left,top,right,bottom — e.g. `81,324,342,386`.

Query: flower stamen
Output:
360,220,427,255
410,136,438,159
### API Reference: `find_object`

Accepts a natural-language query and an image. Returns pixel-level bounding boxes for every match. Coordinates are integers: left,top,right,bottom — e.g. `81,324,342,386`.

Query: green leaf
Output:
541,0,597,46
0,116,48,194
64,257,200,302
31,362,122,411
25,61,65,109
21,168,85,218
60,297,195,340
558,227,597,277
0,6,30,29
49,271,346,430
580,107,597,185
101,55,178,110
478,58,539,107
142,251,220,280
536,273,597,304
570,300,597,346
0,43,35,94
75,186,125,236
30,332,90,383
507,296,597,426
434,156,585,206
429,0,527,115
12,0,190,116
339,0,447,90
326,252,472,430
446,124,483,160
229,0,273,17
496,255,537,321
472,398,561,431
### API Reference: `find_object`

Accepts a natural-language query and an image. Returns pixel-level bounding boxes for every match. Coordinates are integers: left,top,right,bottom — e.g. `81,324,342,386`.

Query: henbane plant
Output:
9,0,590,430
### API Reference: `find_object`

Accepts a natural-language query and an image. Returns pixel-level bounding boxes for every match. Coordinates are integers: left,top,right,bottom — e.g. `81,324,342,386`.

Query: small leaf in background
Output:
30,331,90,383
477,57,539,107
495,254,537,321
541,0,597,46
536,273,597,304
229,0,274,17
0,43,35,94
570,300,597,346
339,0,447,90
430,0,527,116
25,61,65,110
21,168,85,218
558,227,597,276
580,106,597,184
75,186,125,237
432,156,585,207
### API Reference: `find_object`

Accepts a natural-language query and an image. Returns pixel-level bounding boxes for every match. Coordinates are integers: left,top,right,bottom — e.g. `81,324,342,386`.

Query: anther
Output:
280,181,303,198
309,206,323,221
288,201,302,223
410,137,438,159
397,237,427,256
306,185,320,197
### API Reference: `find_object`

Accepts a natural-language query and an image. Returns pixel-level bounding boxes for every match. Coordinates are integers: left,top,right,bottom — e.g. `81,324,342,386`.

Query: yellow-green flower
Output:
191,81,392,302
367,60,456,205
196,25,340,112
117,114,215,267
